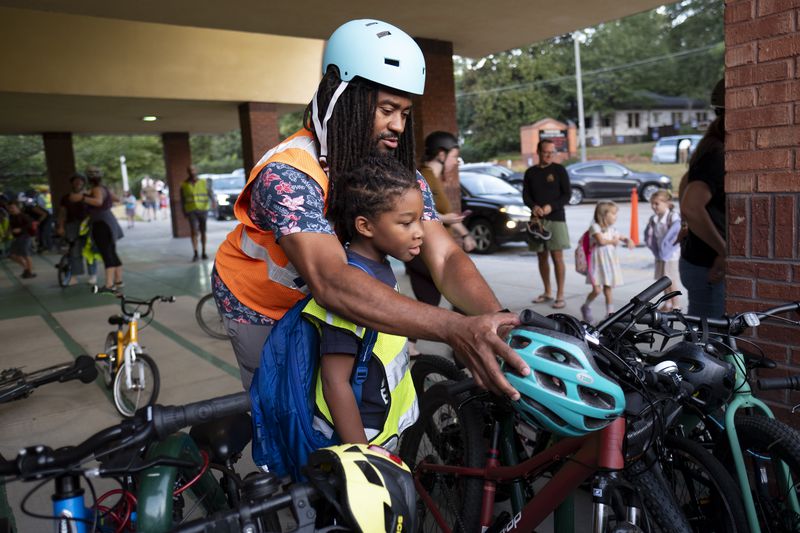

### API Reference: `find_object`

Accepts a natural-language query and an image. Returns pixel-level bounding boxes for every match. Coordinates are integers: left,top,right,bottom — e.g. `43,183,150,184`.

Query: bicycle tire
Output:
56,255,72,288
734,415,800,532
626,457,693,533
113,353,160,417
195,293,228,340
411,354,467,398
101,332,117,388
660,434,749,533
399,381,485,533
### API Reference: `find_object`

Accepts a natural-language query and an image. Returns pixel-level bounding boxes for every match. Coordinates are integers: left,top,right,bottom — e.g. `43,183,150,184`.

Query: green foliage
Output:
456,0,724,161
280,111,305,140
190,130,243,174
0,135,46,191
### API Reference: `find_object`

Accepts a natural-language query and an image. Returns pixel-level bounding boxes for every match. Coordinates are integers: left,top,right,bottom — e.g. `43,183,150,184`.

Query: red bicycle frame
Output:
413,417,626,532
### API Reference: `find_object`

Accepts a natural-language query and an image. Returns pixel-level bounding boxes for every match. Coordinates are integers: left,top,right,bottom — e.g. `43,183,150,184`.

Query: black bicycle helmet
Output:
423,131,459,161
711,78,725,116
306,444,416,532
663,340,735,412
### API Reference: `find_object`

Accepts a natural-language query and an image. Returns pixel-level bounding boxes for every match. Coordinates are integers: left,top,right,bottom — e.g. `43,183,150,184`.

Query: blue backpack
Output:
250,257,378,480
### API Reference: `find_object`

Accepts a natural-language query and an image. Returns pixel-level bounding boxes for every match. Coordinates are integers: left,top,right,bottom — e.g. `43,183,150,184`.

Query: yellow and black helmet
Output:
306,444,416,532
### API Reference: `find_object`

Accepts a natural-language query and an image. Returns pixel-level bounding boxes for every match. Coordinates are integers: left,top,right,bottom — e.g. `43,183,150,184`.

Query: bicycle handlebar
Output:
758,375,800,391
0,392,251,479
119,294,175,317
635,301,800,335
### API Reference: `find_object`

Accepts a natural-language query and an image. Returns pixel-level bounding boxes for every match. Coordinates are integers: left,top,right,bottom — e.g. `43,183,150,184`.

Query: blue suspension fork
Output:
53,474,92,533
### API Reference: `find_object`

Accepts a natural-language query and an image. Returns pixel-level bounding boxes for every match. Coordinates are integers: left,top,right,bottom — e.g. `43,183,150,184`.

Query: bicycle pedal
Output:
95,353,109,360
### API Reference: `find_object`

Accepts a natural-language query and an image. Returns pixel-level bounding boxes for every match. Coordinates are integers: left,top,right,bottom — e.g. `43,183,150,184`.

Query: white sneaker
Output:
87,275,97,285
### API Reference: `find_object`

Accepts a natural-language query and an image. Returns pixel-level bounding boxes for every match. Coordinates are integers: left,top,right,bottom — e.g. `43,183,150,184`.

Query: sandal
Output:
552,299,566,309
532,294,553,304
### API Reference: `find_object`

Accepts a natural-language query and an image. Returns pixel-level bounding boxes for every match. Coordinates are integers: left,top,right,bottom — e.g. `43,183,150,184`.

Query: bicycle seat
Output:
189,412,252,464
107,315,127,326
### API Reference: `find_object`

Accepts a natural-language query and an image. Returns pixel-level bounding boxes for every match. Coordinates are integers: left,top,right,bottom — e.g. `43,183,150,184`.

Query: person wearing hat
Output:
678,79,726,318
212,19,529,396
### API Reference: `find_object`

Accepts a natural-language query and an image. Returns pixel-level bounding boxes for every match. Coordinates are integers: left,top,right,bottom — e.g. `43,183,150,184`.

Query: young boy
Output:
306,156,423,451
7,200,36,278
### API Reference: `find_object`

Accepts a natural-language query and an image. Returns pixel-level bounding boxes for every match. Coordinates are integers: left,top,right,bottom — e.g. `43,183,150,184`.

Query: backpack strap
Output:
344,254,379,406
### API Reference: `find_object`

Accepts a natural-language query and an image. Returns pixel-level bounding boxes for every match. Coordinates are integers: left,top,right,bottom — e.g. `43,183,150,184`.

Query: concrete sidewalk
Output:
0,199,678,531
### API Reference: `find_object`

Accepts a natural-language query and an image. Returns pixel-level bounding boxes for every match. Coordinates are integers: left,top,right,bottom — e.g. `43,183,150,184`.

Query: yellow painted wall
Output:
0,7,323,104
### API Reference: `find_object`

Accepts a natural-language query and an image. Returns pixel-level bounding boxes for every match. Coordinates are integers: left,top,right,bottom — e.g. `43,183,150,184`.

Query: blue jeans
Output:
679,257,725,318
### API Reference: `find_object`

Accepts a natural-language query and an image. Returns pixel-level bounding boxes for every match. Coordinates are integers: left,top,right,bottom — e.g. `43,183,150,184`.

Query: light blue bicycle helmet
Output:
503,327,625,437
323,19,426,95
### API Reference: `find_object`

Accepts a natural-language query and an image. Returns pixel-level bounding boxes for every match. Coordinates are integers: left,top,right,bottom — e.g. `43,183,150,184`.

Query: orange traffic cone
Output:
630,187,640,246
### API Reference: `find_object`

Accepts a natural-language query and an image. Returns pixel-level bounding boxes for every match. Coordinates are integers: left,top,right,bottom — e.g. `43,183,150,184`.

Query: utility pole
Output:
119,155,129,192
574,32,587,163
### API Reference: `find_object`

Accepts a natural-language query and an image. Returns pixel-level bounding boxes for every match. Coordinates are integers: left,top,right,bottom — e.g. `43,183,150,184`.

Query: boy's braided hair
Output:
327,155,419,244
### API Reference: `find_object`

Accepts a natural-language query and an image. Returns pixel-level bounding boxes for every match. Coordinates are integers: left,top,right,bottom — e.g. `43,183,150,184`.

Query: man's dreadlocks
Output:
303,67,416,183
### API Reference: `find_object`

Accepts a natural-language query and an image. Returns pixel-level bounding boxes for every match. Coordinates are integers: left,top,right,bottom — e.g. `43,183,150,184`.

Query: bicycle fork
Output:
591,472,644,533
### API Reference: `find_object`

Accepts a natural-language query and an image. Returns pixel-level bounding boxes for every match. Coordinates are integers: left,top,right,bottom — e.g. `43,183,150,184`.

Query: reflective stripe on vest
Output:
181,180,210,211
213,129,329,320
238,226,308,294
303,298,419,448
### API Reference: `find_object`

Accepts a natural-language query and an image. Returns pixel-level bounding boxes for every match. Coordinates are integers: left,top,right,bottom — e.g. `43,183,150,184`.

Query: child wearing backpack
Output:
313,156,422,449
580,201,633,323
643,189,681,311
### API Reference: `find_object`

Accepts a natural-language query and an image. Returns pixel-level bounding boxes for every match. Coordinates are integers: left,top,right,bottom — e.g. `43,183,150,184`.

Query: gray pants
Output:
222,316,273,390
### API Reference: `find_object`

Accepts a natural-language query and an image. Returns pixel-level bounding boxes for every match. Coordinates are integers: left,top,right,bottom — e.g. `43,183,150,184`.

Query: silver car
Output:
651,135,703,163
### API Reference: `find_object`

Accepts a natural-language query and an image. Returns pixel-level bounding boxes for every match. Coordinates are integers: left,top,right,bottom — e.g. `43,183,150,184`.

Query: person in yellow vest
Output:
306,156,420,451
180,165,213,261
212,19,530,398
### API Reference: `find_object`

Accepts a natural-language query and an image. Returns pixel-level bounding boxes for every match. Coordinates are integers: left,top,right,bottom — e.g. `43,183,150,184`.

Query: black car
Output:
459,172,530,254
565,160,672,205
460,163,524,191
206,174,245,220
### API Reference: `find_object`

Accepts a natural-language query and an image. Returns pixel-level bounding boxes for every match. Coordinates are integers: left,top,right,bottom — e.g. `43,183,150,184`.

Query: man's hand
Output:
446,312,529,400
709,255,726,283
532,206,544,218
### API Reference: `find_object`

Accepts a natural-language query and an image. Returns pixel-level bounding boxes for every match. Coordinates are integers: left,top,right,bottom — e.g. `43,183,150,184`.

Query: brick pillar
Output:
42,133,76,220
724,0,800,420
414,38,460,211
239,102,280,179
162,132,192,238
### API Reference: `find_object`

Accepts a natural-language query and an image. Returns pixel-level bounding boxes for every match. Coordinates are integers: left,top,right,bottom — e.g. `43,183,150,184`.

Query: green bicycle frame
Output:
136,432,228,532
681,349,799,533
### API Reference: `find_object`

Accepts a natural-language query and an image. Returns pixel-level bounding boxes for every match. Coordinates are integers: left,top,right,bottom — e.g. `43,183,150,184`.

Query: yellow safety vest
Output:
302,298,419,451
181,179,210,212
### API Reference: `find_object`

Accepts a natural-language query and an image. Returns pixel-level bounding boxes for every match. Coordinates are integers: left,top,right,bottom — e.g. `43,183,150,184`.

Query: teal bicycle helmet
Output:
504,326,625,437
323,19,426,95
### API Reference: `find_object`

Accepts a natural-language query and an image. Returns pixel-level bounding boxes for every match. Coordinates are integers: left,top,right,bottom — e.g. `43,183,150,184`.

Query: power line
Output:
456,42,722,99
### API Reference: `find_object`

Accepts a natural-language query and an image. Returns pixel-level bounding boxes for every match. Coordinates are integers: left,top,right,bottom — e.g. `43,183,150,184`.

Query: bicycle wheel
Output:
399,381,485,533
626,456,693,533
113,353,160,417
660,434,749,533
195,293,228,340
735,415,800,532
56,255,72,288
101,332,117,388
411,354,467,397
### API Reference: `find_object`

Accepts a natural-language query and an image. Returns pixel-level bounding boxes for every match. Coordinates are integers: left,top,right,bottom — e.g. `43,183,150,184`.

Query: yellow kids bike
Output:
94,290,175,417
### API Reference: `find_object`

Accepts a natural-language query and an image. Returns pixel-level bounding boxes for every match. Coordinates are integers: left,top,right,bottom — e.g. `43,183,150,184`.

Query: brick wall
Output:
725,0,800,420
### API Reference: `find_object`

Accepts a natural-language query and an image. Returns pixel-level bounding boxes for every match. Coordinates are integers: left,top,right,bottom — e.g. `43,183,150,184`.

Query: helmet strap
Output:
312,80,350,172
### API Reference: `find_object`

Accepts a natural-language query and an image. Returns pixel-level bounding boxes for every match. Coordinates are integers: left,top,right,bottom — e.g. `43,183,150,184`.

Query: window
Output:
602,164,625,177
652,112,660,124
584,116,593,129
575,165,604,175
601,115,611,127
671,112,682,125
696,111,708,122
627,112,640,129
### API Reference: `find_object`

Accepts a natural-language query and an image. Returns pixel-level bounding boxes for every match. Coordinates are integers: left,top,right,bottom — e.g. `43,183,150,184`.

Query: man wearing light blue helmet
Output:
213,19,529,398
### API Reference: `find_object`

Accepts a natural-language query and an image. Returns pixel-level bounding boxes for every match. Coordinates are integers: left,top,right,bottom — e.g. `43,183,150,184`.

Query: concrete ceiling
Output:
0,0,667,58
0,0,668,135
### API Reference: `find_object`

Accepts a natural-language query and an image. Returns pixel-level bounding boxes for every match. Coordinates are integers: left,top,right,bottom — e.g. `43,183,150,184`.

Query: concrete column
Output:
413,38,460,211
42,132,76,220
239,102,279,179
162,132,192,238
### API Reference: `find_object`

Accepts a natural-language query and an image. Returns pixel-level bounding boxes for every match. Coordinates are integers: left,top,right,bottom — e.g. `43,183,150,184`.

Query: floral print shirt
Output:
213,161,437,324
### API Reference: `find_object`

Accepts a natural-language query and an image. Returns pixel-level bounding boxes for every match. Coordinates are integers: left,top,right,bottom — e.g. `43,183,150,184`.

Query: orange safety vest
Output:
215,129,328,320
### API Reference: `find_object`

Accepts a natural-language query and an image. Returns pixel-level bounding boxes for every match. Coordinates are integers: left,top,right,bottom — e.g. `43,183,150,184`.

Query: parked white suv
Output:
651,135,703,163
